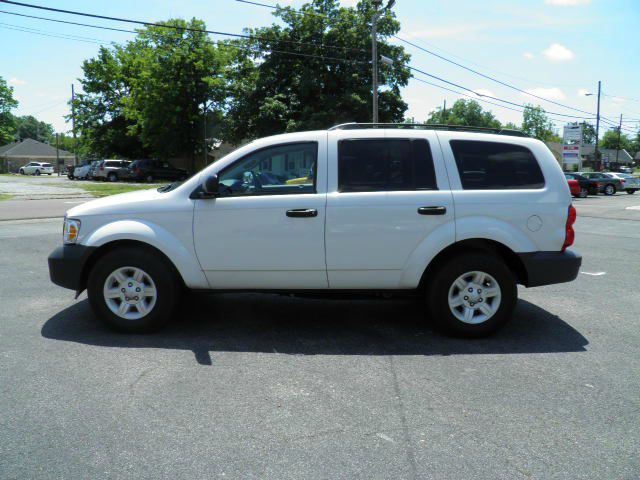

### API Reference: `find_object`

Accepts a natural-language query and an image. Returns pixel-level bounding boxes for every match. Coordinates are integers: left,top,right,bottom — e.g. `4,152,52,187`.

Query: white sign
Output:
562,124,583,167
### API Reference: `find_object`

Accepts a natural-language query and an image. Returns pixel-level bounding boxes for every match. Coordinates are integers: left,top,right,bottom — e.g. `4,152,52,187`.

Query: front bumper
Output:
517,250,582,287
48,245,96,291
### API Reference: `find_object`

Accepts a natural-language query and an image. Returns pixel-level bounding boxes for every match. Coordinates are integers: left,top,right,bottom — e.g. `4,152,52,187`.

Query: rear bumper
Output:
517,250,582,287
48,245,96,291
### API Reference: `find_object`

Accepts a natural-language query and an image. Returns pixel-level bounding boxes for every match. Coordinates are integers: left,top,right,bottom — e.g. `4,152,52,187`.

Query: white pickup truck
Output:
48,124,581,336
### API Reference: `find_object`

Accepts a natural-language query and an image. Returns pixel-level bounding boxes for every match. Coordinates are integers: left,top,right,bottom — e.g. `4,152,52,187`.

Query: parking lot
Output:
1,193,639,479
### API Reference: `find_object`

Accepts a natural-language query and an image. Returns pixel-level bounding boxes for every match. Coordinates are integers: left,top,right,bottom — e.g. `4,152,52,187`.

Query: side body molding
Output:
83,219,209,289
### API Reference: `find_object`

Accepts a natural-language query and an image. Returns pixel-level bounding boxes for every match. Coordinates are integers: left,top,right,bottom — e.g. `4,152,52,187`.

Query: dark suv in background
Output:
127,160,188,183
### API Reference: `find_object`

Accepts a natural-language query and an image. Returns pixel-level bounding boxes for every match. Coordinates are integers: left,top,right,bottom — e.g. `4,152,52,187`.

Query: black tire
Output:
146,174,154,183
604,184,616,195
108,172,118,182
19,169,24,175
87,247,181,333
627,190,636,195
35,170,41,176
426,253,517,337
579,187,588,198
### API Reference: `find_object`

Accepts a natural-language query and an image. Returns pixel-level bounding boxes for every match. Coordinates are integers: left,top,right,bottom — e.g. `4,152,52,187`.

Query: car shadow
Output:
41,294,588,365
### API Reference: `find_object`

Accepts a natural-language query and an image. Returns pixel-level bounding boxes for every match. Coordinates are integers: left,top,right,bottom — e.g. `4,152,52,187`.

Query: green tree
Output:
426,99,501,128
600,128,631,151
522,104,556,141
74,19,230,170
0,76,18,145
13,115,55,142
223,0,411,143
581,122,596,144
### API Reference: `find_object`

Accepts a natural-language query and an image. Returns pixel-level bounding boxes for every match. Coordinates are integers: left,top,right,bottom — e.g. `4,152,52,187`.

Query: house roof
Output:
0,138,74,158
581,145,633,162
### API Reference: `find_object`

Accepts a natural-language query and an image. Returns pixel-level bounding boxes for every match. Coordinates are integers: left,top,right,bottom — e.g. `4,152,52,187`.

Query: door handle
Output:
418,206,446,215
286,208,318,218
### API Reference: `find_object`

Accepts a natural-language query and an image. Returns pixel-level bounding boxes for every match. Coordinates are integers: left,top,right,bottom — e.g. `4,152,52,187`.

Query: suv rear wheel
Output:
87,247,180,333
604,184,616,195
427,253,517,337
108,172,118,182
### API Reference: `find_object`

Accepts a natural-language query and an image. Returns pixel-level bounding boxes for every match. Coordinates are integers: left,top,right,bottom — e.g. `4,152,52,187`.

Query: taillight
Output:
596,182,601,187
563,205,576,252
620,179,625,184
100,164,104,170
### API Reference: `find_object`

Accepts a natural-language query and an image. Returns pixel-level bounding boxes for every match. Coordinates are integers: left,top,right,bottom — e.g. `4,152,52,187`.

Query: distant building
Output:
545,141,633,171
0,138,74,173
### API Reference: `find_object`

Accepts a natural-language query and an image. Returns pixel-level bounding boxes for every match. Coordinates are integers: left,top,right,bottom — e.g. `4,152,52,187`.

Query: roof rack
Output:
328,123,528,137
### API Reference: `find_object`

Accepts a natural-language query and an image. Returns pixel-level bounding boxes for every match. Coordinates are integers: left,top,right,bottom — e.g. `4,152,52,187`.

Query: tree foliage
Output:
522,104,557,141
223,0,411,143
426,99,501,128
0,76,18,145
74,19,229,169
600,128,631,151
12,115,55,143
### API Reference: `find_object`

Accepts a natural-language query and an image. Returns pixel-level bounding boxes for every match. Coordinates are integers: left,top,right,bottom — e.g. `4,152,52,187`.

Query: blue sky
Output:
1,0,639,136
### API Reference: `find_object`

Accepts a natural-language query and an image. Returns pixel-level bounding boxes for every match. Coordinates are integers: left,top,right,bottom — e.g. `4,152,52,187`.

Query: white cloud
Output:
523,52,534,60
545,0,591,5
522,87,566,101
8,77,26,86
543,43,574,61
473,88,496,98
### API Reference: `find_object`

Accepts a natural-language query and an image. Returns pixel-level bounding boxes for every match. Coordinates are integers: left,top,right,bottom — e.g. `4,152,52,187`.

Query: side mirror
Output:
202,173,220,196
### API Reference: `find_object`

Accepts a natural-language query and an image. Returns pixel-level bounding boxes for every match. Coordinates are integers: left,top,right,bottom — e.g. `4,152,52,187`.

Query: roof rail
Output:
328,122,528,137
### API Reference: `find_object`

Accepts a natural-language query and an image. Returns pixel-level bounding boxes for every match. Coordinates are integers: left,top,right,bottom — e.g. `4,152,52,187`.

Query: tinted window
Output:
42,163,52,167
450,140,545,190
219,142,317,196
338,139,437,192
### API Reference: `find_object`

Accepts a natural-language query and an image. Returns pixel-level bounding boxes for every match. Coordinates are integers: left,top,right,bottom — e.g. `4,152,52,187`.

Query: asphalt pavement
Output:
1,196,639,479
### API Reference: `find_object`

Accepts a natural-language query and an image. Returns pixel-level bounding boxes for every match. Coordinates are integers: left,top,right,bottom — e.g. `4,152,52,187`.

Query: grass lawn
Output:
71,182,165,197
0,193,13,201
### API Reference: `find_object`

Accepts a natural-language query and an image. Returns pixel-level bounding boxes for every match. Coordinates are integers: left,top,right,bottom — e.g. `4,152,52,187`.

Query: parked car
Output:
577,172,623,195
567,179,581,197
19,162,54,176
70,161,93,180
86,160,102,180
93,160,132,182
605,172,639,194
49,124,581,337
563,172,599,198
127,159,187,183
618,166,633,174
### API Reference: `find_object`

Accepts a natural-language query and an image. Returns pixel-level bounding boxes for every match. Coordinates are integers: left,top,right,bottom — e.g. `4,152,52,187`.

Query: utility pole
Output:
615,113,622,164
55,133,60,176
371,0,395,123
594,80,601,170
71,84,78,166
203,102,208,166
371,1,380,123
442,99,447,123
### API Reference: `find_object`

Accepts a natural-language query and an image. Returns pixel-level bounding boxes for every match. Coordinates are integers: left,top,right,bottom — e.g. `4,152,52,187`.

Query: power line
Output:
0,8,137,34
0,12,368,66
0,0,368,54
0,22,106,44
408,66,596,119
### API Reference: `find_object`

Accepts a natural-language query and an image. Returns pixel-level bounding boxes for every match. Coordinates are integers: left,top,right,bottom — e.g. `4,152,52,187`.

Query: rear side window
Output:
450,140,545,190
338,139,437,192
42,163,52,167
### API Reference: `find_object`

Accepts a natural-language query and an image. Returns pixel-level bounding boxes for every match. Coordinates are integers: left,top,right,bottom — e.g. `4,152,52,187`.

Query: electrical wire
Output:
0,0,368,54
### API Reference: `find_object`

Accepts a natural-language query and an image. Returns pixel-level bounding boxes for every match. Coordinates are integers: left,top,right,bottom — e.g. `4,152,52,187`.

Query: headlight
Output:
63,217,81,244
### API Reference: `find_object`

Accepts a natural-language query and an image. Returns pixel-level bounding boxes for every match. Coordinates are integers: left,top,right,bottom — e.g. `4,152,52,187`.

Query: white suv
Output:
48,124,581,336
19,162,54,175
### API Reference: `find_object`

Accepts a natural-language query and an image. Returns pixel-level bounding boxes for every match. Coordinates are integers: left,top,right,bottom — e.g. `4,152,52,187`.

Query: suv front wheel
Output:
427,253,517,337
87,247,180,333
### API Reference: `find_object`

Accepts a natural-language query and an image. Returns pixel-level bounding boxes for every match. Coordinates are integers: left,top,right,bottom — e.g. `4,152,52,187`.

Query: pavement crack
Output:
388,356,419,480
